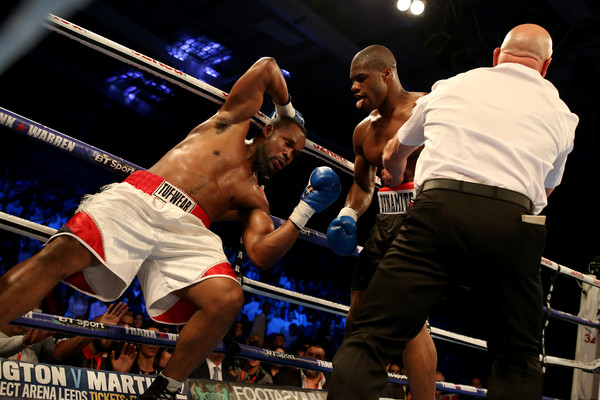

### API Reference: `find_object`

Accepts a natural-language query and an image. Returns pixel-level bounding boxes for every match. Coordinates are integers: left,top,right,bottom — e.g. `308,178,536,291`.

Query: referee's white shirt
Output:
397,62,579,214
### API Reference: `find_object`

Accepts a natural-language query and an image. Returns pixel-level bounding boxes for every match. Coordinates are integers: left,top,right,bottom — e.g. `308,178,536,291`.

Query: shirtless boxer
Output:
326,45,437,399
0,57,340,400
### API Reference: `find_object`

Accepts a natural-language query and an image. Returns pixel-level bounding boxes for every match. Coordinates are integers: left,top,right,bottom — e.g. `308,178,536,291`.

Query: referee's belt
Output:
417,179,533,212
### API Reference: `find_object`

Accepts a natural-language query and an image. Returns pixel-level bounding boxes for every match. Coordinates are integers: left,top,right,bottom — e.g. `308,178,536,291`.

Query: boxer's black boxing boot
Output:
139,375,181,400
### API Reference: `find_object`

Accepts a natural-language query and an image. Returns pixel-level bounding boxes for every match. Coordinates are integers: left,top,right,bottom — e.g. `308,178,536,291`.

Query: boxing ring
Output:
0,13,597,400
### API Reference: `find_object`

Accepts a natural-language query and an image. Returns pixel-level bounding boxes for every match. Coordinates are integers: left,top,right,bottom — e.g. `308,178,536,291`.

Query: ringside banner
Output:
0,360,337,400
0,359,181,400
187,379,327,400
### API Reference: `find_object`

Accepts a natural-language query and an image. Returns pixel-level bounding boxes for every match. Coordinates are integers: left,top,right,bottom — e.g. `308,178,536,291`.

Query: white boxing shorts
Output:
52,170,239,324
377,181,415,214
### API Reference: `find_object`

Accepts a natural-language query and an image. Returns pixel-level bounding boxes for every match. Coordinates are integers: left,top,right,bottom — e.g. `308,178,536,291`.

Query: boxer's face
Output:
257,124,305,177
350,61,387,112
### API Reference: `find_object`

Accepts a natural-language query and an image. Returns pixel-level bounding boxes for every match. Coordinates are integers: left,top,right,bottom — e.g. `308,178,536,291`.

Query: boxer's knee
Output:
181,278,244,320
218,284,244,316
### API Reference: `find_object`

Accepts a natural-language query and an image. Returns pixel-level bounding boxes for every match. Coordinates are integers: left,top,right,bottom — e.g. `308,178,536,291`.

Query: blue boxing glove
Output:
270,95,305,127
327,207,358,256
301,167,341,212
289,166,341,230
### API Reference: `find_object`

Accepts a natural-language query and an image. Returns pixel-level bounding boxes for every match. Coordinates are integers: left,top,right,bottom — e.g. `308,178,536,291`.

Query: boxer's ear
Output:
262,124,274,137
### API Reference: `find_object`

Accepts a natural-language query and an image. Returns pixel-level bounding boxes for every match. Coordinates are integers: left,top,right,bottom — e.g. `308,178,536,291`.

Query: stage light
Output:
410,0,425,15
396,0,411,12
396,0,426,16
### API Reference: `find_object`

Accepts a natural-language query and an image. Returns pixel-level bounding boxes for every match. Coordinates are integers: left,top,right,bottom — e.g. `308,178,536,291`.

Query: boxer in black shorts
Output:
327,45,437,399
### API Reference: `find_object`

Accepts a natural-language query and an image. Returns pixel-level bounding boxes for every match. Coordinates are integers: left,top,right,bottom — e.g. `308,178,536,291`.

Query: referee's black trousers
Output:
327,187,546,400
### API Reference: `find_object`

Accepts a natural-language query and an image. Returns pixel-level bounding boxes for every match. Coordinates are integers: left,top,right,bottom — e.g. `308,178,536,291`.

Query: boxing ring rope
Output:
0,13,589,399
10,311,493,398
42,13,365,183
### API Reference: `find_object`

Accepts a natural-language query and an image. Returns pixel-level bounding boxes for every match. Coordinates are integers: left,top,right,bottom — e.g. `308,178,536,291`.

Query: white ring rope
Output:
42,13,368,182
542,257,600,288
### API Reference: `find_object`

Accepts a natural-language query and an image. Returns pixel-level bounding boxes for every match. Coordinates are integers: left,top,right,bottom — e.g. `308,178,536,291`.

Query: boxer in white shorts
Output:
0,57,341,400
57,170,238,324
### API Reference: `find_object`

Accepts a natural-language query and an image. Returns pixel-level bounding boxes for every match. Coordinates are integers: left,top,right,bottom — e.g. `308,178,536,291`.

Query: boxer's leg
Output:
403,324,437,400
0,235,93,326
159,277,244,381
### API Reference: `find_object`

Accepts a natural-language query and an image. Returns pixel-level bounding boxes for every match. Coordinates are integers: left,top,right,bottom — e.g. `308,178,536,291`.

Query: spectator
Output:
107,310,136,358
5,197,24,217
242,295,261,323
122,278,146,316
232,320,246,344
128,325,167,375
133,312,146,328
270,333,285,350
250,301,272,344
284,323,300,351
231,357,273,385
435,371,454,400
88,300,109,321
189,352,236,382
381,362,407,400
278,271,290,288
266,308,289,340
292,341,309,358
64,291,90,319
53,303,137,372
0,324,55,363
265,346,289,384
231,338,273,385
17,237,42,264
277,344,330,389
289,305,308,327
470,376,483,388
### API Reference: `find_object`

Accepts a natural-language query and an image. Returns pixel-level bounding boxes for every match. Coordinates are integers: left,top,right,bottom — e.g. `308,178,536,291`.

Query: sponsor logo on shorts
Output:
378,188,415,214
153,181,195,213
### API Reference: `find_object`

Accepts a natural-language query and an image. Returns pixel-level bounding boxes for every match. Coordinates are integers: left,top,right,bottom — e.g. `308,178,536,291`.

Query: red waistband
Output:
378,181,415,192
124,170,210,228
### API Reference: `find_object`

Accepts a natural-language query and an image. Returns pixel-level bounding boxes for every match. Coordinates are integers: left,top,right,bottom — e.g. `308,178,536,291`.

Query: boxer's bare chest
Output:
150,129,266,222
360,118,403,169
183,154,267,222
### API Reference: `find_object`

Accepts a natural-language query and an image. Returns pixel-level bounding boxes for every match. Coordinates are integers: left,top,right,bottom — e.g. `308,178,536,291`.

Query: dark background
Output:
1,0,599,398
